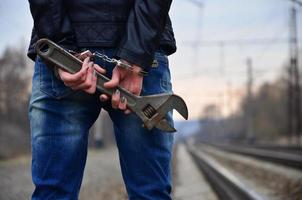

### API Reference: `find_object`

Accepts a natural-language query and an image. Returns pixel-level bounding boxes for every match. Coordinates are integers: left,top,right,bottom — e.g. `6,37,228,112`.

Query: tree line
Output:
0,46,32,159
197,72,300,144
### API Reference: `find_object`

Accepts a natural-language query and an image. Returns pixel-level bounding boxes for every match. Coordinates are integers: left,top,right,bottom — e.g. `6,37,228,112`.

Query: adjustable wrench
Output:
35,39,188,132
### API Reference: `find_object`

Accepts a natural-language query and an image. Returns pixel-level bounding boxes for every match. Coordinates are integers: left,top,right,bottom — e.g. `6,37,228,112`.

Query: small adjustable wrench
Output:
35,39,188,132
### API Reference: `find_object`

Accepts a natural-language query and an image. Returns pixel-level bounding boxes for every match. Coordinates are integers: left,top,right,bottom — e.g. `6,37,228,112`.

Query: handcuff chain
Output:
93,51,119,64
93,51,147,76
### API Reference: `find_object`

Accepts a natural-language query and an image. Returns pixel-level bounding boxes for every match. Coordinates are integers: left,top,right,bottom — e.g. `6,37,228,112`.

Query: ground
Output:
0,147,127,200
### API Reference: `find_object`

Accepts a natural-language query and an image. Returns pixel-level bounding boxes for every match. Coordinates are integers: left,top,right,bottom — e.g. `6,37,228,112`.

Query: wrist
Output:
118,60,148,77
132,65,144,77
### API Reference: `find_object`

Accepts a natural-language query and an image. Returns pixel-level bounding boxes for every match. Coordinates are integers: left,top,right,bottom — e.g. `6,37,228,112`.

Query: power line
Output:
183,38,289,47
181,38,289,82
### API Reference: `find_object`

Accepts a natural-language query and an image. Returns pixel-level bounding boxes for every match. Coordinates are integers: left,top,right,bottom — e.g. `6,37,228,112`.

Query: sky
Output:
0,0,301,120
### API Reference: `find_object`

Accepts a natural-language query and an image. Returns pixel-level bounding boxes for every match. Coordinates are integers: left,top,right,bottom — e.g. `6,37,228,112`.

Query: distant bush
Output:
0,46,32,159
197,78,291,143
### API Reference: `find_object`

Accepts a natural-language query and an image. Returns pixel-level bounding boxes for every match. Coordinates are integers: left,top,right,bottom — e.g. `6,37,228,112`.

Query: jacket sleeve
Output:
115,0,173,71
28,0,77,51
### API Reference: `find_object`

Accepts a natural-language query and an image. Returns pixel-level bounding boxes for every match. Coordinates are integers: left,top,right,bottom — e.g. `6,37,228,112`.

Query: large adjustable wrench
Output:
35,39,188,132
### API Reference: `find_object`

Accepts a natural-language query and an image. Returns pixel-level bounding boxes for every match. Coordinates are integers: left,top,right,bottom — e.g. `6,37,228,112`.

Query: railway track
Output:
187,145,265,200
250,144,302,155
203,143,302,170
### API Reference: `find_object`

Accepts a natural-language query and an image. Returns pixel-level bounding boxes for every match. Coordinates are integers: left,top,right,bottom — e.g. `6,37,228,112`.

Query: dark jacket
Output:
27,0,176,71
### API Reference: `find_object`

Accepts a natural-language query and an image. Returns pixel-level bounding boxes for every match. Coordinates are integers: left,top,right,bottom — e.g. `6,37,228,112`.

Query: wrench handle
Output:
35,38,138,107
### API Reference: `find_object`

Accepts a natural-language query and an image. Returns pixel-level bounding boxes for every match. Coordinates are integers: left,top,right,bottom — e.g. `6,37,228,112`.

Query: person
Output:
27,0,176,199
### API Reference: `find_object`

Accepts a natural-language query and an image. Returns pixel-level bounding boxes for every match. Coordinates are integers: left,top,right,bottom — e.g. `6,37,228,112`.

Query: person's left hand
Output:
100,62,143,114
58,56,106,94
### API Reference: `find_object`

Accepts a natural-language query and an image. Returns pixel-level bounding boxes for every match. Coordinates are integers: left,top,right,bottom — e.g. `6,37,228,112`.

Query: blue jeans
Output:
29,48,174,200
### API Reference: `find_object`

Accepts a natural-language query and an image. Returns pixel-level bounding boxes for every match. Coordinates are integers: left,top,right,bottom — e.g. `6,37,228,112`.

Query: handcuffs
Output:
73,50,148,76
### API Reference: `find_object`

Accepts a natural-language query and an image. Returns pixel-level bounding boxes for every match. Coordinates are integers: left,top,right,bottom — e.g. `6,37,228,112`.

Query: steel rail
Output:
187,145,265,200
206,143,302,170
250,145,302,155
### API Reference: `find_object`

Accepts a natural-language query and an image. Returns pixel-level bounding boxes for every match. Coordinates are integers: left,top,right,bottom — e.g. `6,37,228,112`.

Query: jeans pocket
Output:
37,58,75,99
142,52,173,95
156,52,173,93
160,79,172,93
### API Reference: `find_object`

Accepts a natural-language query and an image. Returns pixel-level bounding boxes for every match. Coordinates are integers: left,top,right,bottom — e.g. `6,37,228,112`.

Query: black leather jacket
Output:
27,0,176,71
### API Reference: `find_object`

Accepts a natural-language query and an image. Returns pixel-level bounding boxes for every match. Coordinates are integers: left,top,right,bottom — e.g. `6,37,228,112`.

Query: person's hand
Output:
58,56,106,94
100,63,143,114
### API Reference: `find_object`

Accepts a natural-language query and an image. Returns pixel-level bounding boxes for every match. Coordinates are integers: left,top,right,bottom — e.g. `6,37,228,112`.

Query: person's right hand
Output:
58,57,106,94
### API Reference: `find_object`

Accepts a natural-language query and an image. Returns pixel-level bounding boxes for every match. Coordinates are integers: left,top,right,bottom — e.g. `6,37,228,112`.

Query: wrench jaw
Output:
142,113,175,132
155,119,177,133
145,118,176,133
168,94,189,120
138,94,188,132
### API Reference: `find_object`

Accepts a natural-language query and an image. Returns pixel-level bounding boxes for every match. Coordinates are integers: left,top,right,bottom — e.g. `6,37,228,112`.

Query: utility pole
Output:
246,58,254,142
186,0,204,67
287,1,301,145
288,62,294,144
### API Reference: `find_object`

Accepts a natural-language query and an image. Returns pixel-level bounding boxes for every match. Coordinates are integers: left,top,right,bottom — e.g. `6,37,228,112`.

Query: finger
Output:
71,66,93,91
104,69,120,88
58,68,73,81
83,56,91,68
124,109,131,114
58,68,72,81
83,72,97,94
130,84,142,96
72,57,91,82
118,96,127,110
71,61,93,85
58,69,80,87
93,64,106,74
99,94,109,102
78,50,93,61
111,89,120,109
58,57,90,84
77,57,91,82
82,65,94,89
69,61,93,89
119,79,130,90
